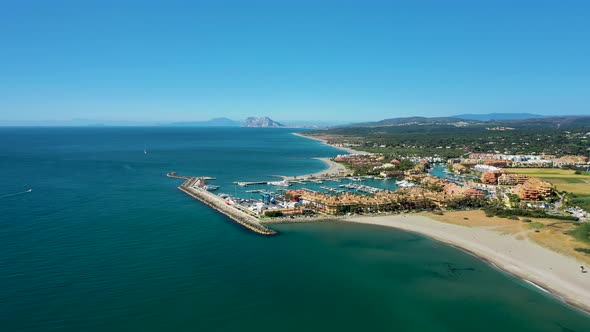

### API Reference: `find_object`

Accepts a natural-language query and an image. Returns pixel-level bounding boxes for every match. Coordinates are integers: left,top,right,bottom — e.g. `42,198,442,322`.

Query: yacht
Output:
267,180,291,187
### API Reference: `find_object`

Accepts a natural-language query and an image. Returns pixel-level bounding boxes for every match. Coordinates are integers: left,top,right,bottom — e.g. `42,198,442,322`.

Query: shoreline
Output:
290,130,590,313
343,214,590,314
292,132,362,154
281,157,351,180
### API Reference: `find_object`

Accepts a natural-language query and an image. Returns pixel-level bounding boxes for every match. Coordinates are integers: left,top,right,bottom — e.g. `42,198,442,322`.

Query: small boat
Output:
204,185,219,191
396,180,415,188
267,180,291,187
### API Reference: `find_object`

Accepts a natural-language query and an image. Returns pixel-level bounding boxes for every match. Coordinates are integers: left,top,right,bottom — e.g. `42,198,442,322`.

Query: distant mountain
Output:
489,116,590,128
241,117,284,128
453,113,546,121
338,115,590,130
168,117,240,127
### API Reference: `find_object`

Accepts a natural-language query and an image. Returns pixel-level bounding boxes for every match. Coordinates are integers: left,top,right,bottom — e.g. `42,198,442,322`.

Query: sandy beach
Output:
283,132,356,180
282,157,351,180
346,214,590,313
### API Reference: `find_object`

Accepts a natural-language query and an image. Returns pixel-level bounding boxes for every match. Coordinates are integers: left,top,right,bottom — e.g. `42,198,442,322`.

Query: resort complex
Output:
172,144,590,231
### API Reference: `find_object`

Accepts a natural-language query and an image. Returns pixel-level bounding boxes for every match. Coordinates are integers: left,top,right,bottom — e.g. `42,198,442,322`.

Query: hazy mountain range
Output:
343,115,590,129
452,113,546,121
168,117,240,127
2,113,587,128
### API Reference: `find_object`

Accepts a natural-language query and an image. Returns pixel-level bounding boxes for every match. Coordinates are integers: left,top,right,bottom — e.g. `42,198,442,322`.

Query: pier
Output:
167,172,216,181
172,174,276,235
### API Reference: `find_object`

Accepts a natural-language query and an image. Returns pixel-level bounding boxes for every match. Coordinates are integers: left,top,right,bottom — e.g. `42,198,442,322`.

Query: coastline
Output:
282,157,351,180
292,132,362,154
290,129,590,313
345,214,590,314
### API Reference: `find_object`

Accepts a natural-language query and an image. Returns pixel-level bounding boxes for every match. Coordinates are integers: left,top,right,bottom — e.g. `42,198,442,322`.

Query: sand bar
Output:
347,214,590,313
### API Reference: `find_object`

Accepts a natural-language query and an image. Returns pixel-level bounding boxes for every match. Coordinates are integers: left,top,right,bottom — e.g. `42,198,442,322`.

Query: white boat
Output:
396,180,415,188
267,180,291,187
204,185,219,191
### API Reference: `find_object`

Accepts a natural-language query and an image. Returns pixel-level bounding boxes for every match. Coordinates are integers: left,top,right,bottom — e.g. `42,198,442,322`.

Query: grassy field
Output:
507,168,590,195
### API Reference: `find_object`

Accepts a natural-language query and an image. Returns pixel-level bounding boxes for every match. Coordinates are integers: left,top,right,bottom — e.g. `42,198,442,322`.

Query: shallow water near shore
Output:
1,127,589,331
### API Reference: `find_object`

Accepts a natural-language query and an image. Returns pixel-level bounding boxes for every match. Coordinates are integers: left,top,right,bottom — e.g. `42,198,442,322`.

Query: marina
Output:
170,173,277,235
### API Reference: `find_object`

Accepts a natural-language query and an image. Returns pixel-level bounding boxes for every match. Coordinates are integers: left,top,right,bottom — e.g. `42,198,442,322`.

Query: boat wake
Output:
0,188,32,198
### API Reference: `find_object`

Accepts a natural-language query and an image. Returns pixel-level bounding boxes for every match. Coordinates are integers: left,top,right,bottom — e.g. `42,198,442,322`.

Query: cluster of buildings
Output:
512,178,554,201
333,153,436,179
479,168,554,202
481,171,529,185
449,153,589,168
282,174,486,215
333,153,382,168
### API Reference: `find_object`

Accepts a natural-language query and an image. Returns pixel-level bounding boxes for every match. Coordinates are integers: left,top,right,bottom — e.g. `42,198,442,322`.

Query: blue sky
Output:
1,0,589,124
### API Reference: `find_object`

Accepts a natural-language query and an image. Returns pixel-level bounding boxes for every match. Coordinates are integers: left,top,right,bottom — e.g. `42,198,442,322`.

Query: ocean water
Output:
0,127,589,332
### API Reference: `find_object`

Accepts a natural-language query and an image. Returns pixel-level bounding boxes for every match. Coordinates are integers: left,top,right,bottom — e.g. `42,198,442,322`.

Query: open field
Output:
507,168,590,195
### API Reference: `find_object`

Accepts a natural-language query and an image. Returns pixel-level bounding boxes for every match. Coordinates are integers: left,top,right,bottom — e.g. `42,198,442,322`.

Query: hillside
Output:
453,113,546,121
349,116,468,127
344,116,590,129
309,116,590,158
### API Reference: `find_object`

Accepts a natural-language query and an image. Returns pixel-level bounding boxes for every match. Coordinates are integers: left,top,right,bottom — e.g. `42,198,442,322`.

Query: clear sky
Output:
1,0,589,124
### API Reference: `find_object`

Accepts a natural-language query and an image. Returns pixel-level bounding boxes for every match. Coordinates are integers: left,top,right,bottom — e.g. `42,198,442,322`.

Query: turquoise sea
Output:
1,127,589,331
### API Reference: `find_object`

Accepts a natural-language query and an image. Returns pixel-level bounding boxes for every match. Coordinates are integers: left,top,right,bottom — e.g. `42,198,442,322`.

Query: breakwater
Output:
174,175,277,235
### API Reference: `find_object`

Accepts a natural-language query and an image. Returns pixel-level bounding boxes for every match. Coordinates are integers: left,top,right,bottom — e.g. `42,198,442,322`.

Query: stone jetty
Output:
172,174,277,235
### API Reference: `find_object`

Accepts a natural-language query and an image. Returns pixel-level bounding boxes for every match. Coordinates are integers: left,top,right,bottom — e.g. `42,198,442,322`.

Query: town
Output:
174,150,590,230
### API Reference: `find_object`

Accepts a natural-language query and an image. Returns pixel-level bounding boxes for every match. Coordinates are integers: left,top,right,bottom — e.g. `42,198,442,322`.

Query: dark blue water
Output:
1,127,589,331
